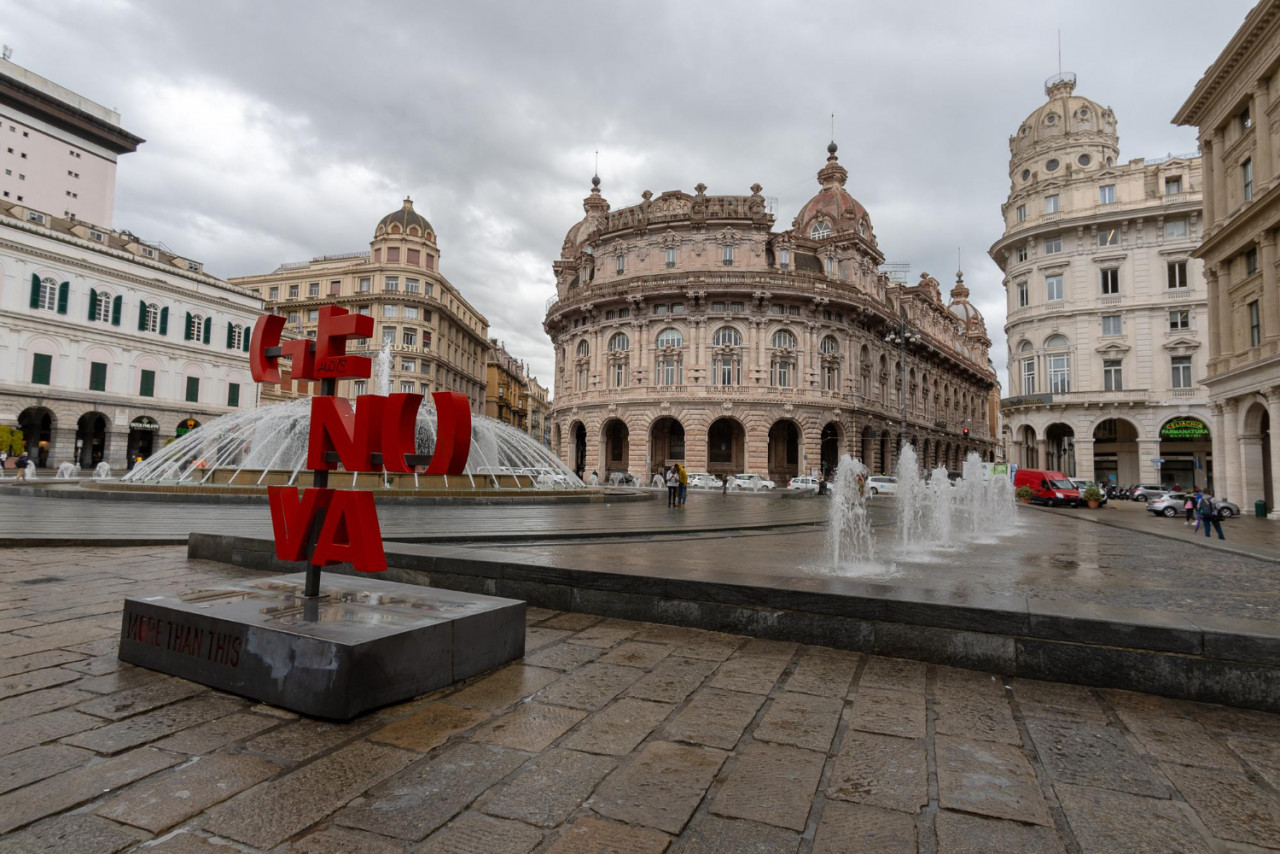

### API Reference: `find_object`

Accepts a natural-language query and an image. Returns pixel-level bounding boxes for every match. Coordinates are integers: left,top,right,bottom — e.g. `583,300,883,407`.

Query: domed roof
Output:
947,271,984,326
561,174,610,257
793,142,874,241
1011,74,1116,160
377,197,432,236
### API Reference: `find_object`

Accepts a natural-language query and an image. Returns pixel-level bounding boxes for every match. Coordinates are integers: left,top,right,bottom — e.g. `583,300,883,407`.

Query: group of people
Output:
1182,489,1227,540
663,464,688,508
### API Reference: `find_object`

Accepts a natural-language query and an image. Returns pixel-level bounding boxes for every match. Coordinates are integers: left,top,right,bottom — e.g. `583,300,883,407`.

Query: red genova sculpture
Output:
250,306,471,594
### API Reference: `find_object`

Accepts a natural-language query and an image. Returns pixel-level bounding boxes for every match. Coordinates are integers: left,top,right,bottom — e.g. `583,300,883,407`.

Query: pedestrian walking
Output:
14,451,29,482
676,463,688,507
722,473,729,495
1198,491,1226,541
665,466,679,507
1184,494,1195,526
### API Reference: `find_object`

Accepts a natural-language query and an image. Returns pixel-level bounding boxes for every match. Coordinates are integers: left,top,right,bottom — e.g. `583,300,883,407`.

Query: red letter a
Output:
311,490,386,573
267,487,333,561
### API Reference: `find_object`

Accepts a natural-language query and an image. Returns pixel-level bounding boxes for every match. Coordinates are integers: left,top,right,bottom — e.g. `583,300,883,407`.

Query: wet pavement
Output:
3,546,1280,852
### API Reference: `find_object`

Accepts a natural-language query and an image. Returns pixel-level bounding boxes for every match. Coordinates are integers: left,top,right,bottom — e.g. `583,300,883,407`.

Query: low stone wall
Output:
189,532,1280,713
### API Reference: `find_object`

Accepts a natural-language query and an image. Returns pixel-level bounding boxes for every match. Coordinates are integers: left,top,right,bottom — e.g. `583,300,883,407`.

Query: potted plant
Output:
1082,485,1103,509
1016,485,1033,504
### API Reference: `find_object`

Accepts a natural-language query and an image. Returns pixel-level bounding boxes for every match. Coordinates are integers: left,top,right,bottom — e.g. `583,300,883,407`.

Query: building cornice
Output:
1194,188,1280,262
0,75,144,155
1174,0,1280,127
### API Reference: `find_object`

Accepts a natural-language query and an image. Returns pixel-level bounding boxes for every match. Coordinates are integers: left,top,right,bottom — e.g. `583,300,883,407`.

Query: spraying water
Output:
895,444,926,548
828,454,872,565
24,462,36,480
93,462,112,479
926,466,954,545
375,343,392,396
56,462,76,479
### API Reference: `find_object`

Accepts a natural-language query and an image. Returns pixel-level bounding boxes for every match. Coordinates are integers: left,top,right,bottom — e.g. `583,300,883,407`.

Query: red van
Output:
1014,468,1082,507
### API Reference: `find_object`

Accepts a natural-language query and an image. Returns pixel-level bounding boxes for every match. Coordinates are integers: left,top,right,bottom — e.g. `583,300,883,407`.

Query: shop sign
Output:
1160,417,1210,441
176,419,199,437
130,419,159,431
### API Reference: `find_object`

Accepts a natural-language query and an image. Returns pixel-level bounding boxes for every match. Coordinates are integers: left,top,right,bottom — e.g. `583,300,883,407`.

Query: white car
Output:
787,476,819,490
731,474,775,491
867,475,898,496
687,472,723,489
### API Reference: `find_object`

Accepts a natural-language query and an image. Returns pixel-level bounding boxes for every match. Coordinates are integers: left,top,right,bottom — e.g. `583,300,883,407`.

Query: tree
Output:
0,426,24,456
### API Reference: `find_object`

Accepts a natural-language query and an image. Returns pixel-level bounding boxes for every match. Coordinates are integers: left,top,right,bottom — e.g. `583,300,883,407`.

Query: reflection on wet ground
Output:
492,506,1280,624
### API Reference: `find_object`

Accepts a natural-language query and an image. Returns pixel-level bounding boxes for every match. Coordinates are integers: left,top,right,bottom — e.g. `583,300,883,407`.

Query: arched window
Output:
820,336,839,354
36,277,58,311
1019,340,1036,395
576,339,590,357
1045,335,1070,393
189,313,205,341
229,324,245,350
826,256,836,276
612,361,627,388
656,327,684,348
810,221,831,240
771,329,796,349
141,302,160,333
92,290,112,323
608,332,630,352
713,326,742,347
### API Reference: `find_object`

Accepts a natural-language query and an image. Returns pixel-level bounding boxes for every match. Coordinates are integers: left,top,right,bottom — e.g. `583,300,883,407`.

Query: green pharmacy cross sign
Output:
1160,417,1210,441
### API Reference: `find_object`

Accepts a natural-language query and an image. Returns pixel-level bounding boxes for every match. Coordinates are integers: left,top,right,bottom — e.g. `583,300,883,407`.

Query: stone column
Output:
1202,137,1217,228
1261,231,1278,339
1211,128,1226,228
1210,403,1226,495
1075,437,1095,482
1268,390,1280,517
1218,262,1235,362
1206,267,1222,365
105,428,130,473
1138,439,1162,485
1012,439,1023,470
1222,399,1241,503
49,427,77,470
1035,438,1046,469
1257,81,1274,188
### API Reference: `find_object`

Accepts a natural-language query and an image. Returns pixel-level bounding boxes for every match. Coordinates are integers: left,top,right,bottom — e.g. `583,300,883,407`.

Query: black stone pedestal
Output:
118,573,525,720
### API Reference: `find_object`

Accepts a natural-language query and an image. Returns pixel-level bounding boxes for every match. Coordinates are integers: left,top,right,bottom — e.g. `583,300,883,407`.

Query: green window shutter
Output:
89,361,107,392
29,274,40,309
140,369,155,397
226,322,233,349
243,327,251,352
57,281,69,315
31,353,51,385
184,312,193,341
111,295,122,326
159,307,169,336
137,300,147,331
202,317,211,345
227,383,240,407
88,288,98,320
186,376,199,403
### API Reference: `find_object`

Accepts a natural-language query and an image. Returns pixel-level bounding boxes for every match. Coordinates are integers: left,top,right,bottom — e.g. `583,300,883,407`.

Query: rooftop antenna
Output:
1057,29,1062,76
830,112,835,142
2,45,11,61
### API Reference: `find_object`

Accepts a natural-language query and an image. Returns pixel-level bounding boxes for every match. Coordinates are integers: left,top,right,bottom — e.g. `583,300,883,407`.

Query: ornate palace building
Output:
543,145,998,483
232,199,489,414
993,73,1212,490
1175,0,1280,514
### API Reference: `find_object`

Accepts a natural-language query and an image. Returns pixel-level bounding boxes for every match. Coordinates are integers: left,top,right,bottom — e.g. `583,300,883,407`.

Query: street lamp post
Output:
883,308,921,462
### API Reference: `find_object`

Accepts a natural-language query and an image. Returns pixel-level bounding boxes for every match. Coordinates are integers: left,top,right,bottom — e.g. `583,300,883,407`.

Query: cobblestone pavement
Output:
4,547,1280,852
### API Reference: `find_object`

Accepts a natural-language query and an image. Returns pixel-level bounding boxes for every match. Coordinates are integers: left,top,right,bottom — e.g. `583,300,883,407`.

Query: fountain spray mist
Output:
828,454,872,566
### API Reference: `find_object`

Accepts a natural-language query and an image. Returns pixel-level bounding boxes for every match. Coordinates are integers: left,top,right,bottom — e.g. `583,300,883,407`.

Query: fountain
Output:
24,462,36,480
926,466,954,545
93,462,112,479
828,454,872,565
375,343,392,395
121,398,582,492
894,444,926,548
56,462,76,479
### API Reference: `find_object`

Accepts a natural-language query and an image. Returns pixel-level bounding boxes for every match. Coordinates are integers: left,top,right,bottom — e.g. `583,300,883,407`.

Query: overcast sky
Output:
2,0,1254,392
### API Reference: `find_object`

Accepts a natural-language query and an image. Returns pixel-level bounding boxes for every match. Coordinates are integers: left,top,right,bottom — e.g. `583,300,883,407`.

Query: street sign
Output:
1150,458,1165,464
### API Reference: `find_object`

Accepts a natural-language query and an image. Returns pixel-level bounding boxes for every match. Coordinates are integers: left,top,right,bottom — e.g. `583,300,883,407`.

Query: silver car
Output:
1147,492,1240,519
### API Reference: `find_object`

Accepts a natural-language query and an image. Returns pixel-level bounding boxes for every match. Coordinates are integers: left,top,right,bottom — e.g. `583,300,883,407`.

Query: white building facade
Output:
992,74,1212,490
0,58,260,471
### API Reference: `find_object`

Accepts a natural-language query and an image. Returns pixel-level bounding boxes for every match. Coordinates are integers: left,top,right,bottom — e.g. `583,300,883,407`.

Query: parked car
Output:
1070,479,1108,506
787,476,819,490
731,474,775,490
687,472,723,489
1013,468,1082,507
866,475,897,496
1130,484,1168,502
1148,492,1240,518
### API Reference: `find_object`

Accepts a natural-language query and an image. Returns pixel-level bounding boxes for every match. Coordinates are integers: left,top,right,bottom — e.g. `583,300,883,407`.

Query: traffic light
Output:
962,426,970,438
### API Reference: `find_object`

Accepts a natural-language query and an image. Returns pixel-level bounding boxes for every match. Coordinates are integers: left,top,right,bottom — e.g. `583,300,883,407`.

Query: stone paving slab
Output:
3,545,1280,851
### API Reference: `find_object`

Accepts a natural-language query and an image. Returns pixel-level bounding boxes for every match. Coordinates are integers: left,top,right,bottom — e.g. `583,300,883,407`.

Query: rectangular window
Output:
353,379,367,397
1247,248,1259,275
1244,158,1255,202
1045,194,1060,214
400,380,414,394
1242,105,1253,131
405,278,419,294
1021,359,1035,395
268,286,279,300
779,248,790,269
1168,261,1188,288
387,247,400,263
32,353,51,385
139,369,155,397
89,361,106,392
1102,314,1122,336
1250,300,1262,346
1098,227,1119,246
1015,244,1028,262
384,276,399,292
1103,359,1123,391
722,245,733,265
407,249,421,266
1048,354,1070,393
654,304,668,315
227,383,240,407
359,277,371,292
403,329,417,347
1017,280,1028,307
307,309,319,322
1165,218,1188,239
1099,185,1115,204
787,305,801,316
1044,235,1062,254
730,301,744,312
329,280,341,296
404,306,419,320
1046,274,1064,302
1100,268,1119,295
1016,204,1026,222
1171,356,1193,389
672,303,686,314
401,358,415,372
771,304,785,315
287,311,299,324
662,247,675,268
383,305,398,317
1165,176,1183,195
308,282,320,297
288,284,299,298
616,254,625,274
1170,309,1190,330
383,326,396,345
185,376,200,403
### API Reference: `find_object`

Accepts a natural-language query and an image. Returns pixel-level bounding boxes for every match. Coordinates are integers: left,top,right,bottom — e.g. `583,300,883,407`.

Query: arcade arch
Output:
768,419,801,483
707,417,745,478
1092,417,1140,487
602,418,629,476
650,417,685,470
